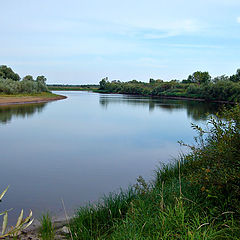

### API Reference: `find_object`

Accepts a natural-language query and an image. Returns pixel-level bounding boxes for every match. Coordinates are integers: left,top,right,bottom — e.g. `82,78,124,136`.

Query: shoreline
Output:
90,90,236,104
21,219,69,240
0,93,67,106
50,89,235,104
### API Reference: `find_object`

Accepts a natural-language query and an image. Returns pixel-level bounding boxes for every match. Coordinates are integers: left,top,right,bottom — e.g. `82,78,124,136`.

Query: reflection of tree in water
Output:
99,95,224,121
0,103,47,124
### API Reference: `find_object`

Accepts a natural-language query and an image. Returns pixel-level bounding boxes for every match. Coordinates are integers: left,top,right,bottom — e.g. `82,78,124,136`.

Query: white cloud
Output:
237,17,240,23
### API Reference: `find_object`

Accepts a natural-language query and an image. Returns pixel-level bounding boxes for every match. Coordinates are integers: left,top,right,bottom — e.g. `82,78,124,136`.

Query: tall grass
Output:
70,105,240,239
70,189,136,239
38,212,55,240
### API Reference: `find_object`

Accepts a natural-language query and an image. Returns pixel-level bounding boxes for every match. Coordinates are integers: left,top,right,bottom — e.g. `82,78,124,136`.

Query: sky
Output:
1,0,240,84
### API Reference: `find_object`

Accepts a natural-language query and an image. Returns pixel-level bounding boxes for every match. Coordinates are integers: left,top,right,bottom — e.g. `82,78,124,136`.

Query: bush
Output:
0,78,49,94
184,105,240,214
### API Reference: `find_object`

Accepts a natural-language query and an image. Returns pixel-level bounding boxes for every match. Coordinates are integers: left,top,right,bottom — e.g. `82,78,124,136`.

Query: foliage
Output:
70,106,240,239
48,84,99,91
0,65,49,94
213,74,229,83
38,212,55,240
0,65,20,81
22,75,34,81
36,76,47,83
98,69,240,103
187,71,211,85
99,77,109,90
0,78,49,94
182,105,240,214
230,69,240,83
0,186,34,238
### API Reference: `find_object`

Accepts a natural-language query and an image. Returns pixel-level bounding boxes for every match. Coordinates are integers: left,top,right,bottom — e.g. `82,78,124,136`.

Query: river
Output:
0,91,222,223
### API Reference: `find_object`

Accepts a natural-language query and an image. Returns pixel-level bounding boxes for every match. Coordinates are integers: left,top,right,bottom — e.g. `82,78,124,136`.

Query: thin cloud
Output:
237,17,240,23
163,43,223,49
141,19,201,39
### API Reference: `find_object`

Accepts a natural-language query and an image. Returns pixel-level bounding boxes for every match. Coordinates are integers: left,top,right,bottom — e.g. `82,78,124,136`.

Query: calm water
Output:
0,91,221,222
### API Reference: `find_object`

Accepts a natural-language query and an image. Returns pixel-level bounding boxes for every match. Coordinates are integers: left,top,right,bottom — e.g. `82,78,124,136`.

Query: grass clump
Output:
70,189,136,239
38,212,55,240
70,105,240,239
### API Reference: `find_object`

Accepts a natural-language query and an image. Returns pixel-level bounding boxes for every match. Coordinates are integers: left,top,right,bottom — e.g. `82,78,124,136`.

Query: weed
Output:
38,212,55,240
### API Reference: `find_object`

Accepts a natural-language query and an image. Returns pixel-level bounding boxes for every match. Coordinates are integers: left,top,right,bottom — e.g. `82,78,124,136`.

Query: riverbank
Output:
18,219,69,240
0,92,67,106
69,105,240,239
98,76,240,103
95,89,237,104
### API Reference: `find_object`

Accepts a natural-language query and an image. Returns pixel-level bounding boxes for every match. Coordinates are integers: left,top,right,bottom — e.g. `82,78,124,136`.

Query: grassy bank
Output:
69,105,240,239
0,92,61,98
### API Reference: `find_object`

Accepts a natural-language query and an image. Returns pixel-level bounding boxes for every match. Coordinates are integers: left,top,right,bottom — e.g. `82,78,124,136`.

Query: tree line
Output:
99,69,240,102
0,65,49,94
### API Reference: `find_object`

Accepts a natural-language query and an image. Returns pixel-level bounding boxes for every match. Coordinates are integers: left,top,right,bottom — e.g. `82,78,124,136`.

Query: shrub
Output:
0,77,49,94
183,105,240,214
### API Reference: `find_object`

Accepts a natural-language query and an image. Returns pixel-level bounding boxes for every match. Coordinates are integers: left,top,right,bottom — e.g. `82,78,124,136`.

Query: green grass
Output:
38,212,55,240
69,105,240,239
70,189,136,239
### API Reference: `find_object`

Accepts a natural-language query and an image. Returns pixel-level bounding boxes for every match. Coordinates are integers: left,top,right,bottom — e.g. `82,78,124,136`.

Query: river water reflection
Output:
0,91,222,222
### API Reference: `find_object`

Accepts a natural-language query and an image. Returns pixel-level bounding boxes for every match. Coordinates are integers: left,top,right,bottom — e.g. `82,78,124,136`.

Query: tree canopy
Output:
98,69,240,103
230,69,240,82
22,75,34,81
0,65,20,81
0,65,49,94
187,71,211,85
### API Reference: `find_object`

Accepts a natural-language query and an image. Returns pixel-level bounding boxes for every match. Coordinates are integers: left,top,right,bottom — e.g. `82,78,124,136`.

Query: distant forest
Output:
48,84,99,91
0,65,48,94
99,69,240,102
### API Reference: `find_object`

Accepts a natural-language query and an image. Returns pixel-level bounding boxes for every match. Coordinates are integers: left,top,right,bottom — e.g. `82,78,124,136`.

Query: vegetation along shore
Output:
98,69,240,103
1,65,239,239
5,105,239,239
47,84,99,91
0,65,66,105
68,105,240,239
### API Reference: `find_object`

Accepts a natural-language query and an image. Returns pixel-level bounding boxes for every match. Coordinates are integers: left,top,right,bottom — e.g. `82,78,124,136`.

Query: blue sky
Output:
1,0,240,84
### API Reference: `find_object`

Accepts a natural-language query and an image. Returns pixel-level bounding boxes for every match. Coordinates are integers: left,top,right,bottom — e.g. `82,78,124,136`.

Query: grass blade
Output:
2,212,8,235
0,186,9,201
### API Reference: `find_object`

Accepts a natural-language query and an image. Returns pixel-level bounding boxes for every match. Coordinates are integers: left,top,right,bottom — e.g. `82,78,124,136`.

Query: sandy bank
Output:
0,94,67,106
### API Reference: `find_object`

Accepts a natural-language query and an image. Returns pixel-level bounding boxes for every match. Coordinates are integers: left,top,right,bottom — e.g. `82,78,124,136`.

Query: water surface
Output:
0,91,221,222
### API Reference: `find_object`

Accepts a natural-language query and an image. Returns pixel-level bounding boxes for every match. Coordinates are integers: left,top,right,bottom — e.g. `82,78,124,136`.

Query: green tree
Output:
99,77,108,90
213,75,229,83
0,65,20,81
149,78,156,84
36,75,47,83
188,71,211,85
230,69,240,82
22,75,34,81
